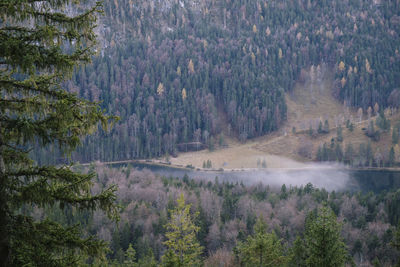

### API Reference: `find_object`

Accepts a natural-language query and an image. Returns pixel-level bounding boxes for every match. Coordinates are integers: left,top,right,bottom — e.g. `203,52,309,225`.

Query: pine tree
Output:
0,1,118,266
235,217,287,267
162,193,203,267
304,206,348,267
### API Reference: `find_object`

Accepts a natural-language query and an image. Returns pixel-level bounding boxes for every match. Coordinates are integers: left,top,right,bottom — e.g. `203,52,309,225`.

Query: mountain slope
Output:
51,0,400,163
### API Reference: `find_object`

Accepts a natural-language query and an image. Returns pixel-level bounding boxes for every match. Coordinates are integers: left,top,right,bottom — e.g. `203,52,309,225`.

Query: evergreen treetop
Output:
162,193,203,267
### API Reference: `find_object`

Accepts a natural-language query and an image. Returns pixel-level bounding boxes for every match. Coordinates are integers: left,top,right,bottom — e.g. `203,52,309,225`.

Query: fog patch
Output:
229,165,352,192
139,162,355,192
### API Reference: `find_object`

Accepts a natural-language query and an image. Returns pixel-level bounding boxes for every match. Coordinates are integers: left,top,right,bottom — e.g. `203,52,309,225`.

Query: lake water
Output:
111,162,400,192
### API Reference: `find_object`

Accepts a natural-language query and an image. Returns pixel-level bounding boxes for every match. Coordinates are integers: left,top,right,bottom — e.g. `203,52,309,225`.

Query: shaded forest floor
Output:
168,65,400,170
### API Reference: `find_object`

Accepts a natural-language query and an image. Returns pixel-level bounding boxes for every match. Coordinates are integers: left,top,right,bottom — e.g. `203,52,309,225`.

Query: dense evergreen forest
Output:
53,0,400,162
3,1,400,266
43,165,400,266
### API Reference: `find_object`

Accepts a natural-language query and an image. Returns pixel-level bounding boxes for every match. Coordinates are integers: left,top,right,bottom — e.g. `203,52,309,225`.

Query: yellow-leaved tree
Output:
182,88,187,101
157,82,165,96
188,59,195,74
338,61,345,71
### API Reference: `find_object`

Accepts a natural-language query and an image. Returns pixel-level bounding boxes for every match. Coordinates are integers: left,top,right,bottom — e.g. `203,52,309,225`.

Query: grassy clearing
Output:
170,65,400,170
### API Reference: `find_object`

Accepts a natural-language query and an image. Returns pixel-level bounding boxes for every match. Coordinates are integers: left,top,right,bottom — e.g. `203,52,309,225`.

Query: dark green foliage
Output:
309,125,314,137
289,236,307,267
392,223,400,267
366,120,381,141
349,123,354,132
376,111,391,131
221,188,239,223
235,218,287,266
393,127,399,145
323,120,330,134
0,1,118,266
336,125,343,142
335,143,343,162
389,147,396,167
344,143,355,166
304,206,348,267
318,121,324,134
261,159,267,168
280,184,288,200
387,190,400,225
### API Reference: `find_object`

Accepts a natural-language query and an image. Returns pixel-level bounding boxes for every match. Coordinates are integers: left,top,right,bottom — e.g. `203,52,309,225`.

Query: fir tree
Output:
0,1,118,266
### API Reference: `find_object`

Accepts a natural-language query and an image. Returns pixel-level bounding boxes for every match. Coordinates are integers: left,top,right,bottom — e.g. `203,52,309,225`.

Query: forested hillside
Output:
64,0,400,162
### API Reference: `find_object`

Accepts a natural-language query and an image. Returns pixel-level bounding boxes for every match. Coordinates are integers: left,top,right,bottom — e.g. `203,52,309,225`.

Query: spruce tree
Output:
393,127,399,145
235,217,287,267
304,206,348,267
0,1,118,266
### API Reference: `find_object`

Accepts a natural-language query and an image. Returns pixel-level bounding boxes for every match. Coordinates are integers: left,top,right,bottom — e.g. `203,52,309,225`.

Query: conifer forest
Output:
1,0,400,266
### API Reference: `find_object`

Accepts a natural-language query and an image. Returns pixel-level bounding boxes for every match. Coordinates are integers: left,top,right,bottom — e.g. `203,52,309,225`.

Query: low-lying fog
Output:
136,163,357,192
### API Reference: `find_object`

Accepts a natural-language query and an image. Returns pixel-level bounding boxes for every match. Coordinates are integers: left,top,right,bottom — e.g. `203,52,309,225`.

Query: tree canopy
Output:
235,217,287,266
304,206,348,267
0,0,118,266
162,193,203,267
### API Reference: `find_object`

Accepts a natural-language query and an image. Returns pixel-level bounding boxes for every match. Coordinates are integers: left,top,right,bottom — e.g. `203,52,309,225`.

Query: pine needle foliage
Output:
162,193,203,267
304,206,348,267
0,1,118,266
235,217,287,267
